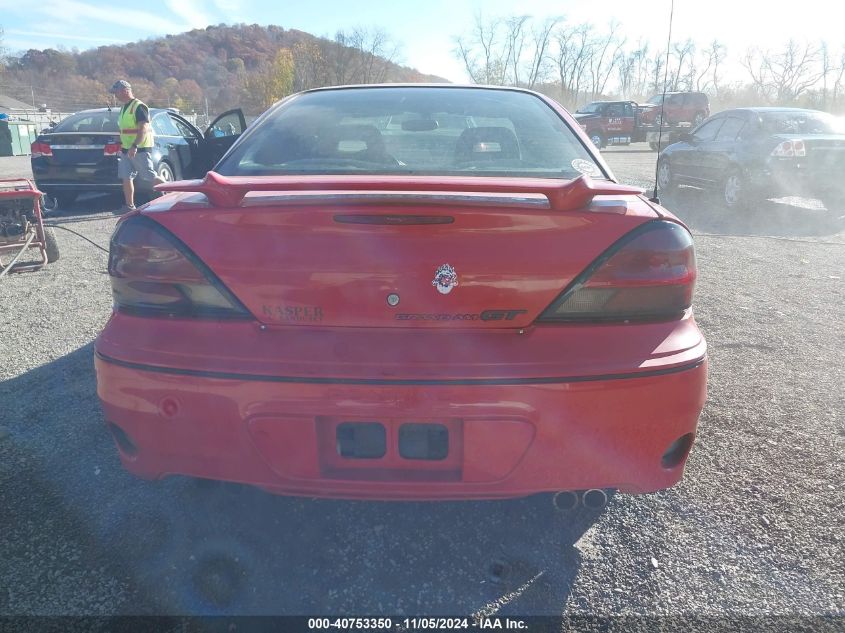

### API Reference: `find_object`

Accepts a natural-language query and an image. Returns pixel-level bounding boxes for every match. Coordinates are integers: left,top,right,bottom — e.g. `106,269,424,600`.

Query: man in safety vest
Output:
110,79,165,213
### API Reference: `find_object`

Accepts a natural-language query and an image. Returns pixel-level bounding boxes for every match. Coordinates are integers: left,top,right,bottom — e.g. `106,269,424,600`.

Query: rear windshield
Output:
576,103,604,114
217,87,605,179
53,111,119,133
759,111,845,135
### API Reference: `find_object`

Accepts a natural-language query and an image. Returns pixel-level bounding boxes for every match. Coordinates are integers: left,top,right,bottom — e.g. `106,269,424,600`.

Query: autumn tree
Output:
292,41,329,91
226,57,245,74
649,49,666,95
1,26,8,68
586,22,626,99
456,13,561,88
832,50,845,110
669,38,696,90
454,12,504,84
617,41,650,99
525,16,561,88
326,27,400,85
695,40,727,94
242,48,295,113
742,40,825,104
554,23,593,107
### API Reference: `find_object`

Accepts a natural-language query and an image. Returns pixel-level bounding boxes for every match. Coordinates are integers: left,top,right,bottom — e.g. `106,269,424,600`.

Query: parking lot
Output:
0,148,843,624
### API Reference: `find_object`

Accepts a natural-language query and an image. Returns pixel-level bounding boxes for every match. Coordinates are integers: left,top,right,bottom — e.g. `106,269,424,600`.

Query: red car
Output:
572,100,651,148
640,91,711,128
95,85,707,502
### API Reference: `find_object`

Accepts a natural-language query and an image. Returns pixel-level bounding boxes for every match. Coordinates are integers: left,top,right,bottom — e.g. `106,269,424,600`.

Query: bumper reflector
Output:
399,423,449,460
336,422,386,459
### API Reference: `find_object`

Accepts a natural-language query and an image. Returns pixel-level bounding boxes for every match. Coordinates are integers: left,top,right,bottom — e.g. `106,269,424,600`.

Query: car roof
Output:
289,84,573,112
298,83,550,98
62,108,112,115
64,106,174,116
724,107,826,114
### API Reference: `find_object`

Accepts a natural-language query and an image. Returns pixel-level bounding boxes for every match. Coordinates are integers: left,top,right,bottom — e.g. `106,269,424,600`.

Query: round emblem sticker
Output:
571,159,600,177
432,263,459,295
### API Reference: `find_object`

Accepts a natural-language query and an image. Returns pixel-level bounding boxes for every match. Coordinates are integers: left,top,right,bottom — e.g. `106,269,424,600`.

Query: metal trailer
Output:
646,122,693,151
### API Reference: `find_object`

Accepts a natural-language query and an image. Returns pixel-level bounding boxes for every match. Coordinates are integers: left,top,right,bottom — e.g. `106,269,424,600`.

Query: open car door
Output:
203,109,247,169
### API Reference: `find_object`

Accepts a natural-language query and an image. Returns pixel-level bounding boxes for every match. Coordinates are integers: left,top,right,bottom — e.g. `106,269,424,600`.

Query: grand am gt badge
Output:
432,263,459,295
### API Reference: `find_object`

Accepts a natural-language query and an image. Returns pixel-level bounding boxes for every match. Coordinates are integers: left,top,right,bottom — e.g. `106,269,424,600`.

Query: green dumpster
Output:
0,121,39,156
0,121,11,157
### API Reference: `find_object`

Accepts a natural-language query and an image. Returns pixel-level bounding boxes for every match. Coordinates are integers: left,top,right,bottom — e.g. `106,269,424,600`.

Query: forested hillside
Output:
0,24,447,116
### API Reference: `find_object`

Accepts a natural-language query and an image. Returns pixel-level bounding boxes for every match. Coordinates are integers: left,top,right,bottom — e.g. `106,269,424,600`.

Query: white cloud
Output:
213,0,242,13
30,0,187,35
164,0,216,29
6,29,127,44
212,0,247,23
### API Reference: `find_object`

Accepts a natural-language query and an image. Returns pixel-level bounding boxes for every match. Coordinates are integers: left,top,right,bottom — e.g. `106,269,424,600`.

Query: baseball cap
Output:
109,79,131,94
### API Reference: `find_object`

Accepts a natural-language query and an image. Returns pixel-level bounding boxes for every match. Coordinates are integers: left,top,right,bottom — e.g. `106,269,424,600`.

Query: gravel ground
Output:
0,149,843,628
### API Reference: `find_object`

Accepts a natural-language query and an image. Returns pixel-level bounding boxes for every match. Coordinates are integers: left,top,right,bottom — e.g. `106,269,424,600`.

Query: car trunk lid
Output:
772,134,845,178
149,174,655,329
39,132,119,164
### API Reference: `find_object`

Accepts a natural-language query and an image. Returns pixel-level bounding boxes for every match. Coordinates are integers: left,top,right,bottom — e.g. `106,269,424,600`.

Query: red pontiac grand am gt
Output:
95,85,707,502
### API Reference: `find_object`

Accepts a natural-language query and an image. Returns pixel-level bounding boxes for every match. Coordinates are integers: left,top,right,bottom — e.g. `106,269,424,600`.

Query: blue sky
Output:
0,0,842,82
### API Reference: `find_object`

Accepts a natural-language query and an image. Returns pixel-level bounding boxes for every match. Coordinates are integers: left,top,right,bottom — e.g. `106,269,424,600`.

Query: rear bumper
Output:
751,163,845,199
32,158,120,192
94,313,708,499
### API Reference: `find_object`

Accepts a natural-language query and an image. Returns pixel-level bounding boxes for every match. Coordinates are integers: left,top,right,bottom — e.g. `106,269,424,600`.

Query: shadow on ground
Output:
1,344,607,615
46,189,160,217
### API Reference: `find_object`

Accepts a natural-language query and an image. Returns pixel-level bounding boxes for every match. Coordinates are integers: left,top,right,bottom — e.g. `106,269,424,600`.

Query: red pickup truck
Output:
572,100,654,149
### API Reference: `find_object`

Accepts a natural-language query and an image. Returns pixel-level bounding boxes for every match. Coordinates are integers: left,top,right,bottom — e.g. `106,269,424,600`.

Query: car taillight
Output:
771,139,806,157
30,141,53,158
108,216,251,319
538,221,696,322
104,142,121,156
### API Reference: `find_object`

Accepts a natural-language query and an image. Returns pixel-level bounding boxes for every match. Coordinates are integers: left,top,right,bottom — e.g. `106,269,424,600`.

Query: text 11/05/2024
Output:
307,617,529,630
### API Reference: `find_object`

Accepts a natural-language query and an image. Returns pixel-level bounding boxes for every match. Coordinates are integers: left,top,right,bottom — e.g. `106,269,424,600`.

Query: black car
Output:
30,107,246,210
657,107,845,209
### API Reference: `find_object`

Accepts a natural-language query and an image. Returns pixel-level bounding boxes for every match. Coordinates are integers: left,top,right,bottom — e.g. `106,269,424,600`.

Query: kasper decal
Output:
262,305,324,322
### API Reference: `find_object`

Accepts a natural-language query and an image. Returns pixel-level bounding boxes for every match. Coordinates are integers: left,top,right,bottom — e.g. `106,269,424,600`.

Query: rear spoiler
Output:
156,171,642,211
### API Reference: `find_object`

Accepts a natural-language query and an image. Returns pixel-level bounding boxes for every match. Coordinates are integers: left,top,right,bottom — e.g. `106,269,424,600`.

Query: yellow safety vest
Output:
118,99,153,149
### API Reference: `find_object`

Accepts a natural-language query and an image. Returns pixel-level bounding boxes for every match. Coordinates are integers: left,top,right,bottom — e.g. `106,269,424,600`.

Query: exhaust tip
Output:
108,422,138,457
552,490,579,511
582,488,608,510
662,433,695,469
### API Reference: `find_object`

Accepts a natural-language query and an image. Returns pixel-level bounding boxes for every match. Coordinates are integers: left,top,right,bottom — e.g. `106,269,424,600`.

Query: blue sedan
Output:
656,107,845,210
